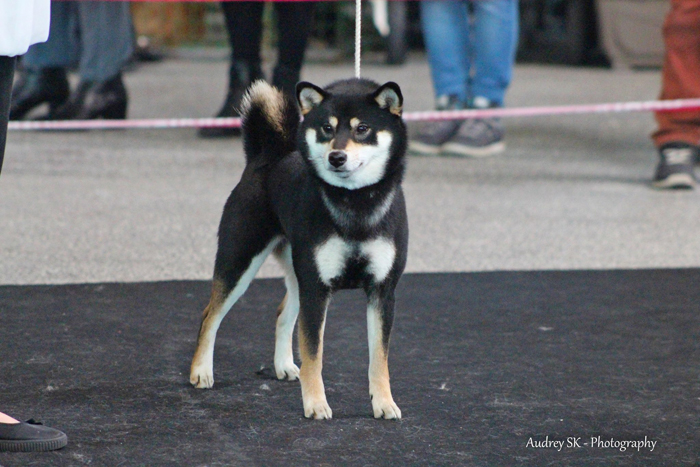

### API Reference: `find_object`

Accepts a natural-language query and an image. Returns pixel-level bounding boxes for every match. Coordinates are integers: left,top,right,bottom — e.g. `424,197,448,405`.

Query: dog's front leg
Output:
297,288,332,419
367,288,401,419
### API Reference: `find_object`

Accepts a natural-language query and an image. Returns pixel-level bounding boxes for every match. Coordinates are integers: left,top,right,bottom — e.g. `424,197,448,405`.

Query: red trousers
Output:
652,0,700,147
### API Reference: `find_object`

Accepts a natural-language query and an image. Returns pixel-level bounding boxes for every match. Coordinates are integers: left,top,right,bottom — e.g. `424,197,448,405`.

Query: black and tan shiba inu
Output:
190,78,408,420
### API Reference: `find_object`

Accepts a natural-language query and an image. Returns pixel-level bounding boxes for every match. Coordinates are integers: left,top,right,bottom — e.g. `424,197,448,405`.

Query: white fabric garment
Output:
0,0,50,56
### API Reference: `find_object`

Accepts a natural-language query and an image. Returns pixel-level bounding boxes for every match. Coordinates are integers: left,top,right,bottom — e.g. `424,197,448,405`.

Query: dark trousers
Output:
23,1,133,82
221,1,314,95
0,56,17,176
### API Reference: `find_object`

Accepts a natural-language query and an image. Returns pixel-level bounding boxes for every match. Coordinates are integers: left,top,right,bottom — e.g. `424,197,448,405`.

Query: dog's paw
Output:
190,367,214,389
371,395,401,420
303,398,333,420
275,361,300,381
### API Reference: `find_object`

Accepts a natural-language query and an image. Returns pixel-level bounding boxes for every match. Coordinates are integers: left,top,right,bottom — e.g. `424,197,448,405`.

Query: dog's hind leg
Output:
190,235,282,388
190,175,284,389
367,288,401,419
272,241,301,381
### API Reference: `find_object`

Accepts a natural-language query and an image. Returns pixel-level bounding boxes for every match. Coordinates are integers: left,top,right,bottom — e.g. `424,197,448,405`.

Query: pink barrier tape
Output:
8,117,242,131
8,98,700,131
402,98,700,122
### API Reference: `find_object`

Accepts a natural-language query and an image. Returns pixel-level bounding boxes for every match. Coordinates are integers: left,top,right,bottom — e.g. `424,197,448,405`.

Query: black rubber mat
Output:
1,270,698,466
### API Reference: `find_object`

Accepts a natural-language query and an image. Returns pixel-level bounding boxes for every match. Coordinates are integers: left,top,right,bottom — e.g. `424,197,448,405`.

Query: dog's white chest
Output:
314,235,396,285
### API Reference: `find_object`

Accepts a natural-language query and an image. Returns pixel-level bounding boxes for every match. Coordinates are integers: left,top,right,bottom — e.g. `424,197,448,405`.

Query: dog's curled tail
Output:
240,80,299,165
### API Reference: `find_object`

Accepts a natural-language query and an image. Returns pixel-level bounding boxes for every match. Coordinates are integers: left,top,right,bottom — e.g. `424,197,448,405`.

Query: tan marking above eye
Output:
329,117,338,128
350,118,360,129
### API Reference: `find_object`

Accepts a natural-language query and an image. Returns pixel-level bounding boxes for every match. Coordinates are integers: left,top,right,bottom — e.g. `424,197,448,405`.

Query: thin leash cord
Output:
355,0,362,78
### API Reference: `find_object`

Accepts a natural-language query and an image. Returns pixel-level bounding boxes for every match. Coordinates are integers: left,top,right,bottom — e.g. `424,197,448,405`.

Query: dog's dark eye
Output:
321,124,334,135
355,124,370,137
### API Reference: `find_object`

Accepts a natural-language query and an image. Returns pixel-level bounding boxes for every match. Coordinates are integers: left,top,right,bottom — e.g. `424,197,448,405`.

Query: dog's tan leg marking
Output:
190,236,283,389
277,294,287,318
190,279,226,388
273,242,300,381
367,298,401,419
298,316,332,419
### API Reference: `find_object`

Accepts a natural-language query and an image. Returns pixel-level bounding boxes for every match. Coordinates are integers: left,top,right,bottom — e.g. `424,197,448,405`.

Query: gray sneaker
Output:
409,95,465,156
442,96,505,157
442,118,505,157
651,142,698,189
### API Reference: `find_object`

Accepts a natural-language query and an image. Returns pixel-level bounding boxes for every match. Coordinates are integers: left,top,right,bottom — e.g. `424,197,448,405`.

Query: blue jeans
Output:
23,2,133,82
420,0,519,107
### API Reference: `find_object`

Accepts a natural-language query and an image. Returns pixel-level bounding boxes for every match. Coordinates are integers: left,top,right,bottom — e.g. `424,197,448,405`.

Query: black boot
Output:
41,73,127,121
198,61,263,138
9,67,69,120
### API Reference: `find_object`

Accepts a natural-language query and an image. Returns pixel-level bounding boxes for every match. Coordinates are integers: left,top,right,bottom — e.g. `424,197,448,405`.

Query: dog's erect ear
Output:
296,82,327,115
372,82,403,116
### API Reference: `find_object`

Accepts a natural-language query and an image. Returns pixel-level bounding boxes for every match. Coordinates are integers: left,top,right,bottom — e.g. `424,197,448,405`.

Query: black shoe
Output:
198,61,263,138
652,142,698,189
40,73,128,121
0,419,68,452
9,67,69,120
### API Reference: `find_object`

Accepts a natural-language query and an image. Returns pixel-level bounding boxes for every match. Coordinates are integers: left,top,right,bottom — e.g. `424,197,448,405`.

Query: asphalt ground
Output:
1,271,698,466
2,52,699,285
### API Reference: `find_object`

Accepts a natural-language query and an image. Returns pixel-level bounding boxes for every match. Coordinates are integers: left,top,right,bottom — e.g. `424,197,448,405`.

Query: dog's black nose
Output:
328,150,347,168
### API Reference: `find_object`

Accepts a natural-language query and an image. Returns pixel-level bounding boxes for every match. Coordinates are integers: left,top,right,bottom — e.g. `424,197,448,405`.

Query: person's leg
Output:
22,2,79,70
652,0,700,147
272,2,315,97
76,1,133,82
419,0,470,104
1,53,69,461
0,413,19,424
469,0,519,107
650,0,700,189
9,3,74,120
410,0,470,155
43,1,132,120
199,2,265,137
0,56,17,175
439,0,517,158
225,1,265,81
